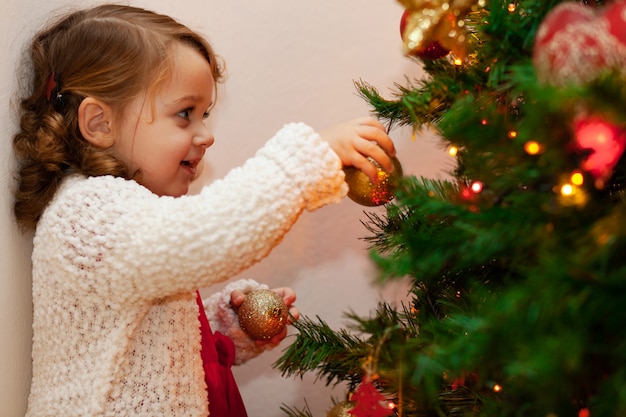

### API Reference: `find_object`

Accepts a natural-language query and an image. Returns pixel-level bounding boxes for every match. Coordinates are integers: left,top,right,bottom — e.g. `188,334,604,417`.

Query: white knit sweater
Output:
25,123,348,417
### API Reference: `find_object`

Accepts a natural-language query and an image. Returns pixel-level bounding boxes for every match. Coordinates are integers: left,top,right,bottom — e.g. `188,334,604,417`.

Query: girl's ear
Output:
78,97,115,148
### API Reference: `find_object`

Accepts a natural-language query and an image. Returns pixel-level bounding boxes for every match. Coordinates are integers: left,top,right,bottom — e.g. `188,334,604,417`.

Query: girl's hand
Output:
230,287,299,346
319,117,396,183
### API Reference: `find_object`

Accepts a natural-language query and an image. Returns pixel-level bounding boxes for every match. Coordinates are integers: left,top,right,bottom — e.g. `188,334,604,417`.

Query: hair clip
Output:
46,72,59,101
45,72,63,106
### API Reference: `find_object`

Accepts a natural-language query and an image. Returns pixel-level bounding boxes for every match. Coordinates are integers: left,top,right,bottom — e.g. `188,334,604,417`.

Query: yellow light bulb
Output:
508,130,517,139
524,141,541,155
561,184,574,196
571,171,584,186
448,146,458,156
508,3,516,12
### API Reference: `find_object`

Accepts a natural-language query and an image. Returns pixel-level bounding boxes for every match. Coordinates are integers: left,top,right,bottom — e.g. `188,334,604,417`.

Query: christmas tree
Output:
276,0,626,416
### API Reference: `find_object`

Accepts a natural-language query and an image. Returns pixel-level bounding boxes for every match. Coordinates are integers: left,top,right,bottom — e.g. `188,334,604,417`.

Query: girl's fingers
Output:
230,290,246,308
352,117,396,158
270,287,296,306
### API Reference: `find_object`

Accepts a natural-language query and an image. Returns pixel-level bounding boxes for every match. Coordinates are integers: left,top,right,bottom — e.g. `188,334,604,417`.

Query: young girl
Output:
13,4,395,417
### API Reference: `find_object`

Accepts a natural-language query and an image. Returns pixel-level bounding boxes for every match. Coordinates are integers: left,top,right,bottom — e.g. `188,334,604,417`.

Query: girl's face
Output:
113,42,215,197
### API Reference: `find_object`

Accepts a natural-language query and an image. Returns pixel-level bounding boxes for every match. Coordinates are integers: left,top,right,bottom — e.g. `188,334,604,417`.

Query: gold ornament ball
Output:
327,401,356,417
343,156,403,206
400,0,484,61
238,289,288,340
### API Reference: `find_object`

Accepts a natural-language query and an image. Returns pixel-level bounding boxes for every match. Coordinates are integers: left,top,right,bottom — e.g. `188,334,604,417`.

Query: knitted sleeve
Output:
36,123,347,306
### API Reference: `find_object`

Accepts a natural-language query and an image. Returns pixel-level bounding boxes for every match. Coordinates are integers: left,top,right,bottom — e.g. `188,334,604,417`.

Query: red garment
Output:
196,291,249,417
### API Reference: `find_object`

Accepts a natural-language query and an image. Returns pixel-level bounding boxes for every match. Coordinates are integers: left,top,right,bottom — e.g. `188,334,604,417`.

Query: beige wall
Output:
1,1,450,416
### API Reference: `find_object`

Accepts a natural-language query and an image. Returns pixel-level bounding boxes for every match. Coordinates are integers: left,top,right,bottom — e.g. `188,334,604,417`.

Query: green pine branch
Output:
275,315,369,387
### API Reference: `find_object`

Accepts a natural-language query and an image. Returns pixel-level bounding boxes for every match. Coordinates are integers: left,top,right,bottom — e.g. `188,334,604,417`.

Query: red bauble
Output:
575,117,626,183
399,8,409,37
602,0,626,44
415,41,450,60
533,1,626,86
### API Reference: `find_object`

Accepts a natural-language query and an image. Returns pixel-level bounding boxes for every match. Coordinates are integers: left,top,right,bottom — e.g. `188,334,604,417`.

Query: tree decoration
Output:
574,116,626,187
326,401,356,417
414,41,451,60
237,289,288,340
400,9,450,60
533,0,626,86
348,379,393,417
398,0,486,61
343,156,403,206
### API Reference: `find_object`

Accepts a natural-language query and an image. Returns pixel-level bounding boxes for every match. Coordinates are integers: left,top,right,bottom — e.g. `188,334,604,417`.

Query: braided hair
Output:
13,4,224,231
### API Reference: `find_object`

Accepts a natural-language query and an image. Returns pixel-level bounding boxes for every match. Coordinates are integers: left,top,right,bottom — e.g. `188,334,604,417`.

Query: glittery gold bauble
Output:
327,401,356,417
343,156,403,206
238,289,288,340
399,0,485,60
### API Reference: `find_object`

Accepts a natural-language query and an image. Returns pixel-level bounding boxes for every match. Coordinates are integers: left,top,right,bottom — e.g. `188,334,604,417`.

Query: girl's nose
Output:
194,125,215,148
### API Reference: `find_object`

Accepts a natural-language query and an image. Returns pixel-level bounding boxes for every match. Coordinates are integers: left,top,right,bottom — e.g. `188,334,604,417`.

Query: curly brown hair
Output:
13,4,224,231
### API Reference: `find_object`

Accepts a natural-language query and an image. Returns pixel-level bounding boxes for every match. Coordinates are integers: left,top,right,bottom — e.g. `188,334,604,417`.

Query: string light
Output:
493,384,502,393
508,3,517,12
524,141,541,155
579,408,590,417
561,183,574,196
558,181,588,206
471,181,483,193
448,145,459,156
454,57,463,66
571,171,584,186
481,119,488,125
507,130,517,139
461,187,473,199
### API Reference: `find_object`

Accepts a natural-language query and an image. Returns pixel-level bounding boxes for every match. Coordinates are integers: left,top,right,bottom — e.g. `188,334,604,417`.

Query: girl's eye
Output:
177,108,193,120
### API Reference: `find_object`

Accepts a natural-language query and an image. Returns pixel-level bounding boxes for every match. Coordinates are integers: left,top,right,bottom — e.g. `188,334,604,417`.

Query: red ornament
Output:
348,381,393,417
400,8,449,60
399,8,410,38
575,117,626,184
603,0,626,44
416,41,450,60
533,1,626,86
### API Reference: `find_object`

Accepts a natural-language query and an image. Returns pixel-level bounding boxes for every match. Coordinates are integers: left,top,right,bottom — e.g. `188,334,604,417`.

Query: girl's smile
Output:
181,158,203,177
